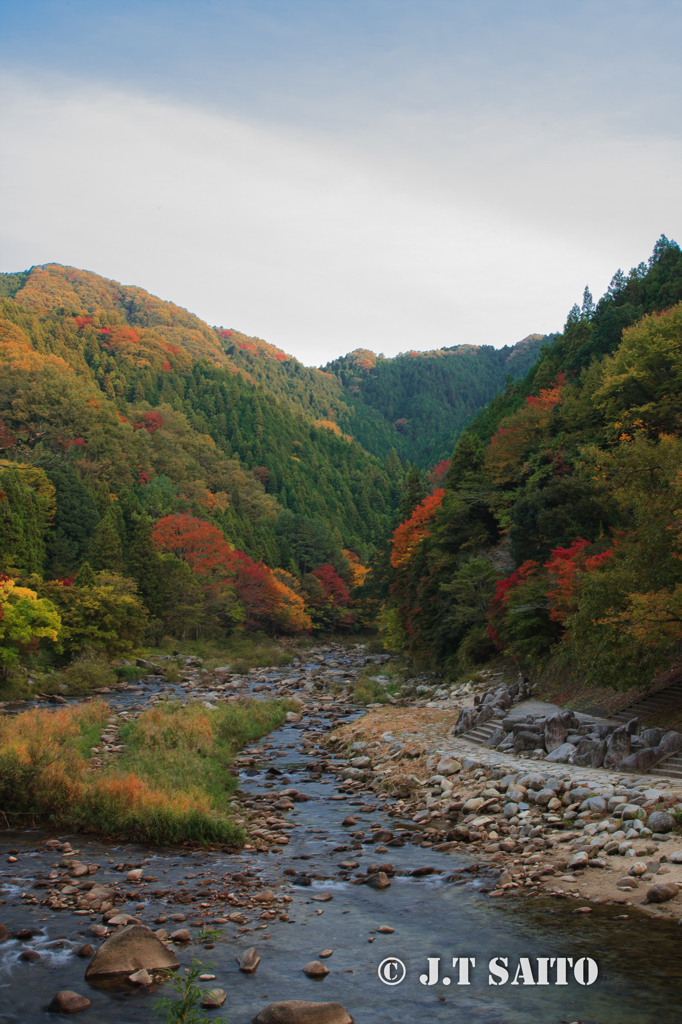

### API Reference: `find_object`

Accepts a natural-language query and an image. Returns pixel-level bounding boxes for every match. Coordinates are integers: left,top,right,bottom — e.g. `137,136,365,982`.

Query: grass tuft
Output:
0,696,296,844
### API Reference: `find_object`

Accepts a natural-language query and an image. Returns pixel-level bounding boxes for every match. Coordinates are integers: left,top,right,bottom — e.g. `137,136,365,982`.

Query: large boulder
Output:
544,742,575,764
475,704,495,727
641,728,666,748
572,737,598,767
544,714,568,753
618,747,663,773
659,731,682,754
454,708,477,735
253,1001,353,1024
85,924,179,979
591,739,607,768
604,725,631,768
514,731,544,754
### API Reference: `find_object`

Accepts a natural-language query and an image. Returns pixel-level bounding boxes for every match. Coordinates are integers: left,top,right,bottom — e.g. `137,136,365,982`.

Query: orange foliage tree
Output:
390,489,445,568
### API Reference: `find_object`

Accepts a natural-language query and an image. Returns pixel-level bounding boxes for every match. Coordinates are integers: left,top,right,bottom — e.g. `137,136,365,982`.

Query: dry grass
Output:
329,705,462,794
0,697,295,844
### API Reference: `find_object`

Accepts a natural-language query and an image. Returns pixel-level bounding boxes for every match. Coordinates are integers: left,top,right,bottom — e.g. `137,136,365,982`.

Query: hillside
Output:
0,266,407,651
322,336,547,465
376,234,682,693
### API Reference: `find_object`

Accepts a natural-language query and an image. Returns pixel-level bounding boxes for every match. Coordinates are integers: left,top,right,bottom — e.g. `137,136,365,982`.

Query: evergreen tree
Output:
73,560,96,587
398,465,424,520
127,514,161,611
88,508,125,573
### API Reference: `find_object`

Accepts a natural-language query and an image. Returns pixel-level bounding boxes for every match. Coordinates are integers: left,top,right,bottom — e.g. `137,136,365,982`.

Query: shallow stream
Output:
1,679,682,1022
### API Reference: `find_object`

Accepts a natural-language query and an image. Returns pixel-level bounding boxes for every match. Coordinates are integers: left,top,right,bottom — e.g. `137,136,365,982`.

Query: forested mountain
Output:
0,264,406,655
322,336,546,465
375,235,682,692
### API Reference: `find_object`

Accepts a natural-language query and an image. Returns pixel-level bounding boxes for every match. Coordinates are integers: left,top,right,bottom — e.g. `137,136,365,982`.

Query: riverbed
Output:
2,662,682,1022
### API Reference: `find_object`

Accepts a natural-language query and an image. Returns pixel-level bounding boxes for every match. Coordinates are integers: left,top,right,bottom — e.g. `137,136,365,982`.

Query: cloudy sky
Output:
0,1,680,364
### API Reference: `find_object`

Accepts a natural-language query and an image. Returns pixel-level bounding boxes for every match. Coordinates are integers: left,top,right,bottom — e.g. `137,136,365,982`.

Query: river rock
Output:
286,712,302,722
366,872,391,889
20,950,41,962
75,944,95,958
170,929,190,942
47,991,91,1014
622,804,646,820
85,924,179,978
253,1001,353,1024
545,743,575,764
126,869,143,883
648,811,675,833
645,882,680,903
437,757,462,775
668,850,682,864
0,924,9,943
604,726,631,769
201,989,227,1008
568,851,589,870
87,924,108,938
535,788,557,806
544,714,567,753
303,960,330,977
128,969,152,985
503,802,519,819
237,946,261,972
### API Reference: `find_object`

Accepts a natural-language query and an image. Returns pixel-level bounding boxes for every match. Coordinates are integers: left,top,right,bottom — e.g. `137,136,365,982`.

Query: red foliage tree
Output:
390,489,444,568
133,412,165,434
312,564,351,606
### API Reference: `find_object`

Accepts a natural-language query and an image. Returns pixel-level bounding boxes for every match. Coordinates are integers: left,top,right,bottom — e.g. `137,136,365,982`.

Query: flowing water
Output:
1,683,682,1022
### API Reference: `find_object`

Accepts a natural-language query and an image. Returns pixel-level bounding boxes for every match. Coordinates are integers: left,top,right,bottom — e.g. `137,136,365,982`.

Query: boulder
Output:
201,989,227,1008
641,728,665,748
603,726,631,769
514,731,544,754
648,811,675,834
237,946,261,972
253,1001,354,1024
485,728,504,748
645,882,680,904
303,960,330,977
366,872,391,889
659,731,682,754
437,757,462,775
544,714,568,753
544,743,575,764
47,991,91,1014
625,718,640,735
618,748,662,773
591,739,607,768
572,737,598,767
476,705,495,727
128,969,152,985
454,708,477,735
85,924,179,978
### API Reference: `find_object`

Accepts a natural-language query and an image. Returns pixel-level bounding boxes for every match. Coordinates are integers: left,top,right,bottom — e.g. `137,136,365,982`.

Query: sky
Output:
0,1,680,365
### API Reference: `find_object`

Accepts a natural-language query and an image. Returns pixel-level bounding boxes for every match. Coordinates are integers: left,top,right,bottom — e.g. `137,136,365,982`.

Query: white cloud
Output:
0,73,679,364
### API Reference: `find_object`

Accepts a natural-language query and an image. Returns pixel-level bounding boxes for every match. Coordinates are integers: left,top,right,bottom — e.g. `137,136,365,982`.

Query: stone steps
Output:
462,720,499,746
609,681,682,726
650,755,682,780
